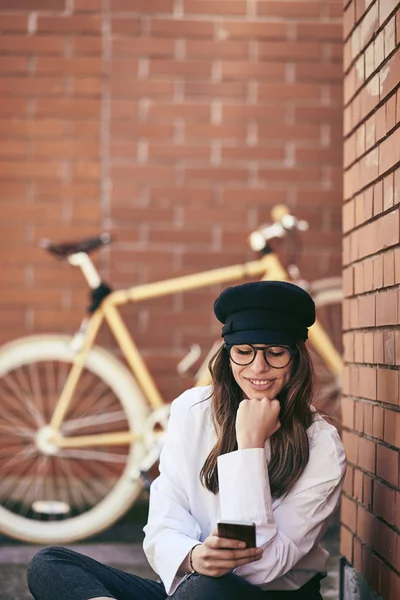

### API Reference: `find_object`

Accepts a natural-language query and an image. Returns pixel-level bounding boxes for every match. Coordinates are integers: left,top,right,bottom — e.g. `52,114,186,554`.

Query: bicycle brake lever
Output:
248,222,285,251
248,215,309,252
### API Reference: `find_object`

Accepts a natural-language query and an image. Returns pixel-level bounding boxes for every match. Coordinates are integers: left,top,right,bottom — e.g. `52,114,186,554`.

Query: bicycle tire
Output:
0,335,148,544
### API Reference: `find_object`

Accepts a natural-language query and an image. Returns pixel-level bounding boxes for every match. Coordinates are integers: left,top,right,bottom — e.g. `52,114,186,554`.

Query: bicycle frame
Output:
49,250,343,451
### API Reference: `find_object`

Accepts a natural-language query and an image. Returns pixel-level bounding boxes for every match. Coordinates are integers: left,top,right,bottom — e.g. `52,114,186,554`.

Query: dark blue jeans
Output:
27,546,323,600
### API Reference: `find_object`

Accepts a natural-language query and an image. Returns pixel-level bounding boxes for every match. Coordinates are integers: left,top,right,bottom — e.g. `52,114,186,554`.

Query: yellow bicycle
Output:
0,206,342,544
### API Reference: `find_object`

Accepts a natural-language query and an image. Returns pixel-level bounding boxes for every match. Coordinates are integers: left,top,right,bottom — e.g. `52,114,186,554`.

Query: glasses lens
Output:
264,346,291,368
229,344,256,365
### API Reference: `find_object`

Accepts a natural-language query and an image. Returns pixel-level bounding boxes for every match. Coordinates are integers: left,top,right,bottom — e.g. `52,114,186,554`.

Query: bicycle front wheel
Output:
0,335,148,544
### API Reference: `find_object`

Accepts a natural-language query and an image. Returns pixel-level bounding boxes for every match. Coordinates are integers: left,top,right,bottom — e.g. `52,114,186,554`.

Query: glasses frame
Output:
224,343,298,369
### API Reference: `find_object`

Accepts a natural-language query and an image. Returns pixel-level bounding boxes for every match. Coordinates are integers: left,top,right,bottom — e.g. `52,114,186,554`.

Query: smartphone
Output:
217,520,256,548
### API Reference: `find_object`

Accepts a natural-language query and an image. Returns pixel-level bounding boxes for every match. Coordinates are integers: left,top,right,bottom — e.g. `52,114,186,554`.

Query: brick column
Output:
341,1,400,599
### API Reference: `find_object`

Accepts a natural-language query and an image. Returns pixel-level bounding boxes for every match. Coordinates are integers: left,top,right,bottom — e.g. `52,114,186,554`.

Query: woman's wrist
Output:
238,441,266,449
237,436,266,449
188,543,202,574
178,543,202,575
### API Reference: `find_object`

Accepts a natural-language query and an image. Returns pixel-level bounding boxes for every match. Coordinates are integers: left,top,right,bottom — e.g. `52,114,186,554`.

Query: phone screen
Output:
217,520,256,548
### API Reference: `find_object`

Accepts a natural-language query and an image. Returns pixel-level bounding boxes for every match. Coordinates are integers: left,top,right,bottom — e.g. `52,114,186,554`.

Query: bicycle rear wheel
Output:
308,277,343,421
0,335,148,544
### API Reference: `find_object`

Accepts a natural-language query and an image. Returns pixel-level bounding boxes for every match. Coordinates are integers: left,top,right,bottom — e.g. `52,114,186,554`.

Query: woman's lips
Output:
246,378,275,390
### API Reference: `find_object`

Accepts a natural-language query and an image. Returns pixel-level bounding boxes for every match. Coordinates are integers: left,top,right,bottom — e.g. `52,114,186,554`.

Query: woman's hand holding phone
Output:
189,529,263,578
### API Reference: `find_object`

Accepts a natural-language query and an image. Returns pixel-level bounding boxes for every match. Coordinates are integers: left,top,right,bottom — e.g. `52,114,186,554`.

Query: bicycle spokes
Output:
0,358,137,521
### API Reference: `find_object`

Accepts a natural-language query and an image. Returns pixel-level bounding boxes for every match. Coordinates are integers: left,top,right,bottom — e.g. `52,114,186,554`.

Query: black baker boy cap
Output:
214,281,316,346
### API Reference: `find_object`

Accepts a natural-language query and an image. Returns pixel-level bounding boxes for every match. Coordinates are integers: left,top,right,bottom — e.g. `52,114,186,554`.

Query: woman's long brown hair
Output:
200,341,315,498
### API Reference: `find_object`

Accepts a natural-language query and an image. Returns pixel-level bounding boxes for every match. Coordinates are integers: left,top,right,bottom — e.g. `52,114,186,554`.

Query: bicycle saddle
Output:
41,232,111,258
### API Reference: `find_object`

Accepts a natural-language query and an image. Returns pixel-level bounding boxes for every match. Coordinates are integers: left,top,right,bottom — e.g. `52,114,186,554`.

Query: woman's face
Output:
229,344,293,400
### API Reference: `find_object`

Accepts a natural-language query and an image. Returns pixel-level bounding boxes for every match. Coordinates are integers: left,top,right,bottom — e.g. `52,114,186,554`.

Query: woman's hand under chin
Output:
235,397,281,449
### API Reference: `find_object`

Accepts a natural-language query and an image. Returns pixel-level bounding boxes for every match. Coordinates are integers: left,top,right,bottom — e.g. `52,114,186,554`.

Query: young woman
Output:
27,280,346,600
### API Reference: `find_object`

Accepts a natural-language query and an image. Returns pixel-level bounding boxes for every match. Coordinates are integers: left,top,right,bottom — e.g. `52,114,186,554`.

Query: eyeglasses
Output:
225,344,297,368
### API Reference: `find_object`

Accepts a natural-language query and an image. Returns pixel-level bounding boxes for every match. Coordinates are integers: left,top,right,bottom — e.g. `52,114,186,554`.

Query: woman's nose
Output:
250,350,270,373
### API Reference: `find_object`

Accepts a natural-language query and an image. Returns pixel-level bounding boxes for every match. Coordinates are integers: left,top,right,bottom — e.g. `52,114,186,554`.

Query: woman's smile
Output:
239,374,286,399
246,378,276,390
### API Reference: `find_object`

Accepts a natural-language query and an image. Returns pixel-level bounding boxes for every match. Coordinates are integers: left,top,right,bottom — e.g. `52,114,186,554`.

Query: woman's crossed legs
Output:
27,546,321,600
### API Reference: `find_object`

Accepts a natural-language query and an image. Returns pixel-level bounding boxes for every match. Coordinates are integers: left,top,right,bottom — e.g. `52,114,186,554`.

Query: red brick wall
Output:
341,0,400,597
0,0,342,400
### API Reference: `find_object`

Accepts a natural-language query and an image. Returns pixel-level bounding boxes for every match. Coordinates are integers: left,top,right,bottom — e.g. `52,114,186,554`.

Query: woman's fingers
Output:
204,533,263,558
202,544,263,563
210,550,263,565
207,534,246,550
217,546,263,561
211,553,263,568
200,551,263,577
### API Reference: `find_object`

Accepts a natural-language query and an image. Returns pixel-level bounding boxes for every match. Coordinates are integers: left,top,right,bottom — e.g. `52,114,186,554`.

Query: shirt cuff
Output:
217,448,274,522
157,537,200,596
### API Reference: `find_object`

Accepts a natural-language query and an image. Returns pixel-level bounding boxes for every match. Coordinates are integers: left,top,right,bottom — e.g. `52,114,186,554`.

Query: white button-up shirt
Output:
143,386,347,596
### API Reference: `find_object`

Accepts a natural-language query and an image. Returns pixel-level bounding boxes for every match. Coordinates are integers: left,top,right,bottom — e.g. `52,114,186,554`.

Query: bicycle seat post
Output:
68,252,101,289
